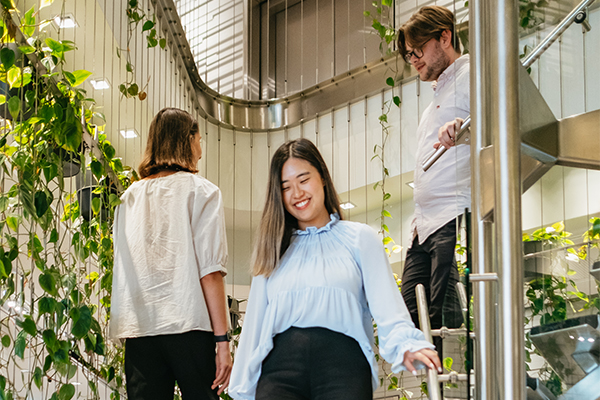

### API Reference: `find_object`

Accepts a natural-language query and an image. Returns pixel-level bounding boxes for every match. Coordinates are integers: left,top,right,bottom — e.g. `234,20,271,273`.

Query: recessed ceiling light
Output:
406,181,415,189
340,201,356,210
90,78,110,90
119,129,138,139
54,14,78,29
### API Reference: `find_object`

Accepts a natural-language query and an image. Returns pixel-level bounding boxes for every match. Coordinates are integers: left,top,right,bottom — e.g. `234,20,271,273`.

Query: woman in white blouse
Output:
229,138,440,400
110,108,232,399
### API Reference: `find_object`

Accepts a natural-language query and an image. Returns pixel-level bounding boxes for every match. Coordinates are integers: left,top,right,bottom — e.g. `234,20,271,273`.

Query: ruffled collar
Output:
293,213,340,236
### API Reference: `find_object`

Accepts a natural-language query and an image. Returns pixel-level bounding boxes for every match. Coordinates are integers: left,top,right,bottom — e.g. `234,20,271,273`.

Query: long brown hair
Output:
138,108,199,178
397,6,460,60
252,138,343,277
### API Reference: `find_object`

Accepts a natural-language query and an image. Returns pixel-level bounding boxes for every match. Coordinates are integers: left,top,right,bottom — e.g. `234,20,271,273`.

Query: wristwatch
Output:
214,332,231,343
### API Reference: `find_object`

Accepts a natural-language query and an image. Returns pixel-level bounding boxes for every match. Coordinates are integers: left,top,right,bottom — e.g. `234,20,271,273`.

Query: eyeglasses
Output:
403,38,433,65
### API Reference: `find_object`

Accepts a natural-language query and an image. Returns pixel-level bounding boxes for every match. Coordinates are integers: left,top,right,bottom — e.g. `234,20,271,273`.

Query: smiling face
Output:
281,157,331,230
406,30,453,82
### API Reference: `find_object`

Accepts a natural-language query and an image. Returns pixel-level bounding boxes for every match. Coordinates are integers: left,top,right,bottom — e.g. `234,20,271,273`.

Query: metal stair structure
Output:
421,0,600,399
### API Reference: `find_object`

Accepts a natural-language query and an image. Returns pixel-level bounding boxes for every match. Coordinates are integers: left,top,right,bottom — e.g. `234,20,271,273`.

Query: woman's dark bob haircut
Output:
138,107,199,178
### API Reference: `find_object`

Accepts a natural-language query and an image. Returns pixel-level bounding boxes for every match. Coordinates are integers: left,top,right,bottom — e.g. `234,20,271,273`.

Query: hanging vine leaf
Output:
71,305,92,339
7,96,20,120
14,330,27,359
58,383,75,400
0,48,15,69
16,316,37,336
39,271,58,296
34,191,50,218
142,20,154,32
71,69,92,87
1,335,10,347
32,367,42,389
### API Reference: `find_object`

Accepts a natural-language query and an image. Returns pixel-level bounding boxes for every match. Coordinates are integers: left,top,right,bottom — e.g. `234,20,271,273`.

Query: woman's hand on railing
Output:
403,348,443,376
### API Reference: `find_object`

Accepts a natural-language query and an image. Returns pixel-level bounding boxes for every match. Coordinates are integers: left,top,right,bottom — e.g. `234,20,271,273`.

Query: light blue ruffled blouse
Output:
228,214,434,399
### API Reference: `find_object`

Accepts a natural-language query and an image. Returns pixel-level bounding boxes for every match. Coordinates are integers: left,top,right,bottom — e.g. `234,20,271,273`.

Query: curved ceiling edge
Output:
154,0,417,132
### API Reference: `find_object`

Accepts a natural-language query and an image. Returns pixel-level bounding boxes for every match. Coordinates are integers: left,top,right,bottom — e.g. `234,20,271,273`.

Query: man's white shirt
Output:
411,54,471,245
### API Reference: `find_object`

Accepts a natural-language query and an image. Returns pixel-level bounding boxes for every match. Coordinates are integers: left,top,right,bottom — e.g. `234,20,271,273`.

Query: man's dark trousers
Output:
401,218,463,357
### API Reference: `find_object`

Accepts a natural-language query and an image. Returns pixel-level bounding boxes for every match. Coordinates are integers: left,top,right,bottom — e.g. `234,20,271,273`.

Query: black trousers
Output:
256,327,373,400
125,330,219,400
401,218,464,356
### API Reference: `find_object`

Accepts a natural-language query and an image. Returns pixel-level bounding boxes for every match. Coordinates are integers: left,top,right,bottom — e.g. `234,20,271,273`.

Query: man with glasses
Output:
396,6,468,358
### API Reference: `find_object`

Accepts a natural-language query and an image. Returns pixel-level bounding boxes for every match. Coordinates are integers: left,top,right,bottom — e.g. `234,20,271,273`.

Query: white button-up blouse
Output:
228,214,433,399
109,172,228,342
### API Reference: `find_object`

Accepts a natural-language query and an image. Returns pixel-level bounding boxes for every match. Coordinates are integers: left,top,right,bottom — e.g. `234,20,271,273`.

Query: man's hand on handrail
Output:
434,117,464,150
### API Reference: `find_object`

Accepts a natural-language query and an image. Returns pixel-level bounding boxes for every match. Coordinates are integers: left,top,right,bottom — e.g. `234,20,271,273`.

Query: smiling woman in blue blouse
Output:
229,138,440,400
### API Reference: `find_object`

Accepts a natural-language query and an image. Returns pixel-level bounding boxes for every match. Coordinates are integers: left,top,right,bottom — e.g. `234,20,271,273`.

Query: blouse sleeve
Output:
228,275,269,400
191,183,228,278
357,225,435,372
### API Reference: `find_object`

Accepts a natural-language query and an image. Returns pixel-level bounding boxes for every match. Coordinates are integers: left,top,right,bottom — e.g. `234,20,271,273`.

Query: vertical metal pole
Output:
415,284,442,400
491,0,524,398
470,0,499,399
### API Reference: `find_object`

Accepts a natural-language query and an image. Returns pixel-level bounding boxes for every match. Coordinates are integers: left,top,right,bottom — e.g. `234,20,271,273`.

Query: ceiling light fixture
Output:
90,78,110,90
119,129,138,139
54,14,78,29
340,202,356,210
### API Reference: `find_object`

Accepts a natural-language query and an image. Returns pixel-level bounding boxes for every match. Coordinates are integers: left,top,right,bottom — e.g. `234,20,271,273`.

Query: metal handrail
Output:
416,284,442,400
422,0,597,172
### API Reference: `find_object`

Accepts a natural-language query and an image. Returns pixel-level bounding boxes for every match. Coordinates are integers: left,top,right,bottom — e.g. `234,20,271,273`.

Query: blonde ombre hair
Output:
252,139,343,277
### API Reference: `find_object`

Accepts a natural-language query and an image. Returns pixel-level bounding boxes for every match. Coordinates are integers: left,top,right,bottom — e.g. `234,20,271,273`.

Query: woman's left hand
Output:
402,348,442,376
212,341,233,395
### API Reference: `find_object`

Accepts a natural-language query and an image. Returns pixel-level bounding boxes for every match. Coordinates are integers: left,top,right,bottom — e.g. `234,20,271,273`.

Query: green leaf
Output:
71,306,92,339
126,62,134,73
1,334,10,347
6,215,20,232
22,6,35,37
49,228,59,243
63,71,76,85
39,297,57,314
33,367,43,389
109,193,121,207
393,96,400,107
383,192,391,201
382,224,389,233
14,330,26,359
45,38,63,54
39,272,58,296
18,45,35,54
443,356,454,371
71,69,92,87
382,0,392,6
383,236,393,245
142,20,154,32
0,94,5,105
127,83,139,96
382,210,392,218
8,96,20,120
386,77,395,87
42,329,59,352
0,48,15,69
90,159,104,180
17,317,37,336
58,383,75,400
103,142,116,160
159,38,167,49
0,196,8,212
34,191,51,218
91,197,101,215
